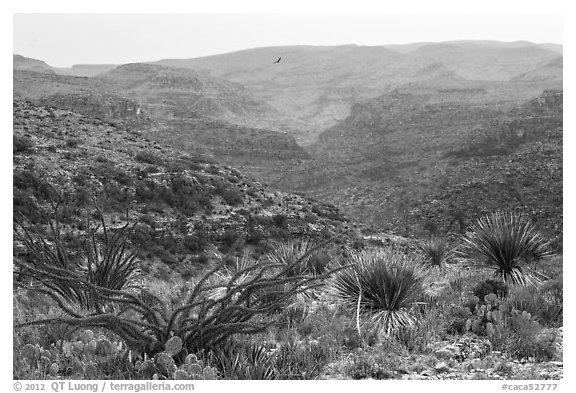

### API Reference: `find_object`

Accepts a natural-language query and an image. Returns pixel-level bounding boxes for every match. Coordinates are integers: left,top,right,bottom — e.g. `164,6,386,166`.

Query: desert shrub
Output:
219,229,241,253
14,134,34,153
213,181,243,206
457,211,552,285
65,138,81,148
192,254,210,266
135,150,164,166
14,169,56,201
72,173,90,187
206,165,220,175
506,319,557,361
331,248,427,337
134,180,158,203
344,348,402,379
507,283,563,327
93,162,133,186
272,214,288,229
183,233,210,253
445,304,473,335
472,278,509,300
13,189,46,223
103,183,133,209
134,165,160,179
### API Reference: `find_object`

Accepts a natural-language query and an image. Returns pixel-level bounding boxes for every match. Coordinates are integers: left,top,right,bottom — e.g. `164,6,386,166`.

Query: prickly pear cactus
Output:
184,363,203,376
154,352,177,377
165,336,183,357
84,362,98,379
522,310,532,320
21,344,40,363
173,369,190,380
202,366,218,380
484,293,498,303
79,329,95,343
185,354,198,364
49,363,59,377
96,338,114,356
486,322,495,336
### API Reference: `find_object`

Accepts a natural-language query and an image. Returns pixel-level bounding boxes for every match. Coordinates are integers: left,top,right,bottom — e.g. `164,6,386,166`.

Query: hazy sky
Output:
13,13,563,68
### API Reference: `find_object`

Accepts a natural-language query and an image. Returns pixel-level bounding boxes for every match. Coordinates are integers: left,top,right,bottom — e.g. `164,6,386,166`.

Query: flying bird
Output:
273,57,282,64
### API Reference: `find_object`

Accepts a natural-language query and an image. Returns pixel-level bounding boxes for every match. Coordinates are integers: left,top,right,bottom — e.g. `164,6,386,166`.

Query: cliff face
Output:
37,93,144,120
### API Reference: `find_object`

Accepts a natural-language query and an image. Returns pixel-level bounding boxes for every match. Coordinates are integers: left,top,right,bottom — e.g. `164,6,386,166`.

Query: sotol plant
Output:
457,211,552,285
418,236,453,268
331,248,427,337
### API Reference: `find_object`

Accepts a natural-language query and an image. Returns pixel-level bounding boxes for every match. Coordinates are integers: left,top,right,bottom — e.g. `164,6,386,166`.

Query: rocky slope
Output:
13,61,308,163
13,100,353,278
272,88,562,247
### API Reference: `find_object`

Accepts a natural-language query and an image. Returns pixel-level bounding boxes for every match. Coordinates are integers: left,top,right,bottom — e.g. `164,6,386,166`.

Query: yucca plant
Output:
457,211,552,286
418,236,453,268
331,248,427,337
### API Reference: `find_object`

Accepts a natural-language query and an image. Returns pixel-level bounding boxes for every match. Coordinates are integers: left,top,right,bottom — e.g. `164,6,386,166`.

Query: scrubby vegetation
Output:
14,206,563,380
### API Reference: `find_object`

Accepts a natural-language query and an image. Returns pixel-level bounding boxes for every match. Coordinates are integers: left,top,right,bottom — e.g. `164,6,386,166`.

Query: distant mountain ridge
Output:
152,41,561,143
14,40,562,144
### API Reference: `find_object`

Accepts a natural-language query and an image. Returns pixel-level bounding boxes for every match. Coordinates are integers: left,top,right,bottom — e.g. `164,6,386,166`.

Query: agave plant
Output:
457,211,552,286
331,248,427,337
